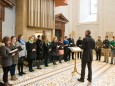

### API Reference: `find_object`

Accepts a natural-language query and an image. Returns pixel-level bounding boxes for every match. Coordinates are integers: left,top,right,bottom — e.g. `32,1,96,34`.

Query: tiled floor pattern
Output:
0,56,115,86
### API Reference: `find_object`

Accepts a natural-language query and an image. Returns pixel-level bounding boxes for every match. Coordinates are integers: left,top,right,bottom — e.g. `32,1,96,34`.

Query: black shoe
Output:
29,69,34,72
21,72,26,75
103,61,106,62
37,67,42,69
18,72,22,76
53,63,57,65
87,78,92,82
77,78,84,82
45,65,49,67
110,63,113,64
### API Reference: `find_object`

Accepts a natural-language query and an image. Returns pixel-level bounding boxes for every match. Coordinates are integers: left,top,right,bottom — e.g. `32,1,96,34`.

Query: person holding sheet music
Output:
0,36,14,86
9,36,19,80
26,36,37,72
68,34,75,60
17,34,27,76
63,36,69,62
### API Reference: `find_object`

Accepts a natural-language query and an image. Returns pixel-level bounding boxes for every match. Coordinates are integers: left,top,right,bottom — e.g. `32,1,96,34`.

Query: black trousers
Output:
28,60,33,71
80,61,92,80
69,50,74,60
63,46,69,61
44,54,48,66
2,66,10,83
96,50,101,61
78,52,82,59
18,56,24,73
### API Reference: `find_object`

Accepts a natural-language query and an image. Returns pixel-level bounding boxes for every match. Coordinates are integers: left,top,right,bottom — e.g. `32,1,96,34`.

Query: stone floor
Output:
0,56,115,86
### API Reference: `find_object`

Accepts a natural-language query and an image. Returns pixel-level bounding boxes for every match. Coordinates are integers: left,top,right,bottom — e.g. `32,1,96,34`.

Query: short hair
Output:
105,36,108,38
86,30,91,35
64,36,67,38
79,37,81,39
37,35,40,38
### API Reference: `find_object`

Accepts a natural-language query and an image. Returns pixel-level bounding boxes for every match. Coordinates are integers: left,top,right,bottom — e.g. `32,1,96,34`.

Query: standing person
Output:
110,36,115,64
58,38,64,63
51,36,58,65
43,37,50,67
26,36,37,72
68,34,75,60
36,35,43,69
17,34,26,76
95,36,103,61
102,36,110,63
9,36,18,80
63,36,69,62
78,30,95,82
76,37,83,59
0,36,13,86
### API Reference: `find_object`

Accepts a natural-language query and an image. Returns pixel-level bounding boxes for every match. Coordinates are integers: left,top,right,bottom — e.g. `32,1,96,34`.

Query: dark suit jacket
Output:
81,36,95,62
68,38,75,47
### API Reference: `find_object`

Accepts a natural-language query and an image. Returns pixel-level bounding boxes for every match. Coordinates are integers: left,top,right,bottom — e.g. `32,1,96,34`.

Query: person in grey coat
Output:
78,30,95,82
17,34,27,76
9,36,19,80
0,36,14,86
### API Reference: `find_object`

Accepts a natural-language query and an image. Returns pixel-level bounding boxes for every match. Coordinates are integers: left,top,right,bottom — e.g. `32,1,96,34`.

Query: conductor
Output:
78,30,95,82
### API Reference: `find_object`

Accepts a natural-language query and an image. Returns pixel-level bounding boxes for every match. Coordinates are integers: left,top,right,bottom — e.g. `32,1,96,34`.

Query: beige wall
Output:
55,0,115,42
16,0,54,42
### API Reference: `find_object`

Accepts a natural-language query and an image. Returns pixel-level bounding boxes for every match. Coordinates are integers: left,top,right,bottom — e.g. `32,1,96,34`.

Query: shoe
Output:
53,63,57,65
103,61,106,62
29,69,34,72
37,67,42,69
110,63,113,64
45,65,49,67
77,78,84,82
18,72,22,76
11,75,17,81
21,72,26,75
4,82,12,86
87,78,92,82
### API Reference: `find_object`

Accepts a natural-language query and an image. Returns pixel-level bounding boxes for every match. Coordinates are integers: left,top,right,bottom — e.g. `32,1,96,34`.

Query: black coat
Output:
81,36,95,62
102,39,110,48
36,39,43,60
76,39,83,48
51,41,58,56
68,38,75,47
26,42,37,60
43,42,49,58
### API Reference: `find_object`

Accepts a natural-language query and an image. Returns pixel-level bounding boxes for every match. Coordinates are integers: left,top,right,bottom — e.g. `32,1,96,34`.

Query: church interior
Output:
0,0,115,86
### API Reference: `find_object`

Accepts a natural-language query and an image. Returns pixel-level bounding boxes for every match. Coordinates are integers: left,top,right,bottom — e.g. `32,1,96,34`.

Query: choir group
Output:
0,31,115,86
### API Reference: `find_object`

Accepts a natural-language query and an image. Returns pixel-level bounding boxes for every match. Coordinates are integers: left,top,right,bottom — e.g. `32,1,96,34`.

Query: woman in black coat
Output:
26,36,37,72
36,35,43,69
43,37,50,67
51,36,58,65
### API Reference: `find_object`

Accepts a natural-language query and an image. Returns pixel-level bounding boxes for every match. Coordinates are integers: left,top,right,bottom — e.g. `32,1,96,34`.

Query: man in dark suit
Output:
76,37,83,59
78,30,95,82
68,34,75,60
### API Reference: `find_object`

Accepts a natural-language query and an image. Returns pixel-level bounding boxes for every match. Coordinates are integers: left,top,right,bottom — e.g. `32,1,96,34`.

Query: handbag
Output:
58,49,64,55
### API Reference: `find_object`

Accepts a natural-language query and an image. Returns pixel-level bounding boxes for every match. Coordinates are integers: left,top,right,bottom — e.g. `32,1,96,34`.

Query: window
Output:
90,0,97,14
79,0,97,23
